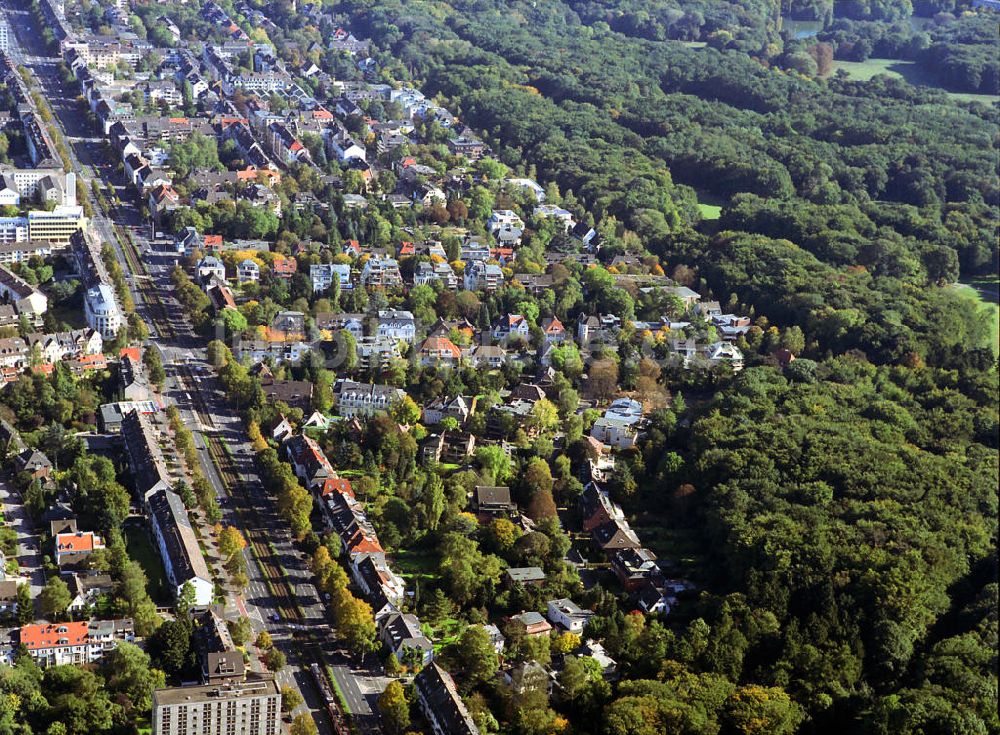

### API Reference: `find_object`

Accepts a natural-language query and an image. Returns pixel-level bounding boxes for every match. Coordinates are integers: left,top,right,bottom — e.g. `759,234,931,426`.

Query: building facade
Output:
152,675,281,735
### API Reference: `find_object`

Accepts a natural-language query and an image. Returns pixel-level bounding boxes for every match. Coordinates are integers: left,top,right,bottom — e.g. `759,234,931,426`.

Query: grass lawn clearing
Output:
429,617,464,652
831,59,997,104
391,548,441,586
125,522,171,604
954,276,999,356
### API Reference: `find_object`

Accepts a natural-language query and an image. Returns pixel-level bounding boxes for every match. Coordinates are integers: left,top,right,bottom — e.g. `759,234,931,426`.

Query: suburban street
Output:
0,477,45,609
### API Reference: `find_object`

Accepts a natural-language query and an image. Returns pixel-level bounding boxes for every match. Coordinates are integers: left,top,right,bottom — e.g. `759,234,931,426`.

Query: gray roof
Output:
146,488,212,587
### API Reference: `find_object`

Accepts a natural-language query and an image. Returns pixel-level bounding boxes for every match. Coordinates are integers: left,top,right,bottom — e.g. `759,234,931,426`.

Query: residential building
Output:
414,663,480,735
417,336,462,367
146,488,214,606
121,409,172,498
510,611,553,636
590,397,644,449
0,265,47,323
84,283,122,339
703,341,744,371
151,674,281,735
505,567,546,587
473,486,515,519
120,354,149,401
546,598,594,633
54,530,105,568
332,379,405,418
196,256,226,283
237,259,260,284
310,263,351,293
376,309,416,342
360,256,402,288
0,580,20,616
463,261,503,292
18,619,134,667
533,204,576,230
611,548,663,592
26,328,102,363
506,177,545,203
284,434,334,490
492,314,530,343
379,611,433,667
422,395,472,426
66,572,115,613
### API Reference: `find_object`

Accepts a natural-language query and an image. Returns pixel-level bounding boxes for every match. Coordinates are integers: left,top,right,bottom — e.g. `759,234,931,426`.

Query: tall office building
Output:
151,674,282,735
0,23,9,54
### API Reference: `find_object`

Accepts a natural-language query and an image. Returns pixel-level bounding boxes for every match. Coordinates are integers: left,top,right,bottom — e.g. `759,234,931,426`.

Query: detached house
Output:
311,262,352,293
237,259,260,284
463,261,503,292
376,309,416,343
540,317,566,345
55,531,105,568
492,314,530,343
422,395,471,425
379,611,434,667
418,336,462,367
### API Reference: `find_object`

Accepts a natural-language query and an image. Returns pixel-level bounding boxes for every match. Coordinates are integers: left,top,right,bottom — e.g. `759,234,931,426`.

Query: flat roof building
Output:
152,674,281,735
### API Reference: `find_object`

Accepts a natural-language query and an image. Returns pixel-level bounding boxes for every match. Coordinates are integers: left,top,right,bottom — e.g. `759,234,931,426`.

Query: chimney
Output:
65,172,76,207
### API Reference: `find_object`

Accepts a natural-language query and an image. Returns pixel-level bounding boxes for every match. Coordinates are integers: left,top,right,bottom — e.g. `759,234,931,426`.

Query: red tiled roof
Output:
56,531,103,553
422,337,462,359
119,346,141,362
20,622,89,650
74,354,108,370
321,478,354,498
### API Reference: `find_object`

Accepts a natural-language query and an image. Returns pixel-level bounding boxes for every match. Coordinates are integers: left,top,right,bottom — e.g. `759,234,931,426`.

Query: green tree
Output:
99,642,165,715
264,647,287,672
377,680,410,735
15,583,33,625
148,619,192,678
456,626,499,687
39,577,71,620
280,685,304,713
42,666,117,735
475,445,511,485
722,685,803,735
289,713,317,735
143,347,166,388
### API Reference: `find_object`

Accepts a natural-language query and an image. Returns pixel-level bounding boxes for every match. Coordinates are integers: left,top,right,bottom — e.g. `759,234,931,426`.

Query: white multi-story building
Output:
463,261,504,292
17,619,135,667
310,262,352,293
0,218,29,243
147,488,215,606
333,379,406,418
546,598,595,634
152,675,282,735
376,309,416,343
84,283,122,339
360,256,402,289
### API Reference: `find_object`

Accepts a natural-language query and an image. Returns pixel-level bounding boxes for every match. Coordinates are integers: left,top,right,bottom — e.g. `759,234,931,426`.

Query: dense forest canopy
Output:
290,1,1000,733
